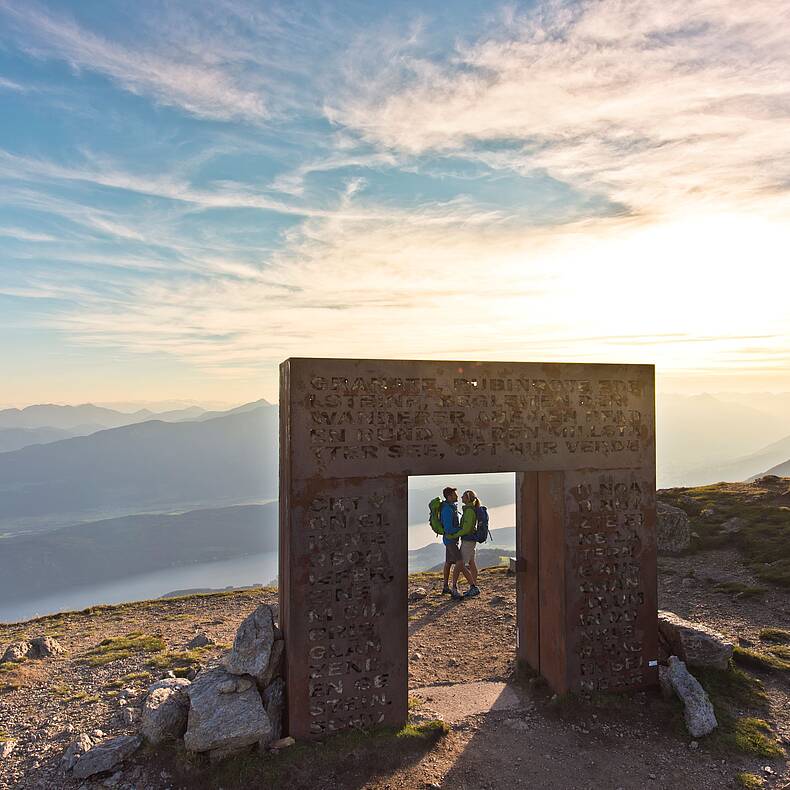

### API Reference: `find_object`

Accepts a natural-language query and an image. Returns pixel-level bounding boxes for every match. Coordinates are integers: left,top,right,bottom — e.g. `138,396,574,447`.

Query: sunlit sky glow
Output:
1,0,789,406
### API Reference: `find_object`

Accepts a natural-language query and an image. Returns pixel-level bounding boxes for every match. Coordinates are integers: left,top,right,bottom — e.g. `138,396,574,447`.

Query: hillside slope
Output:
0,407,278,530
0,551,787,789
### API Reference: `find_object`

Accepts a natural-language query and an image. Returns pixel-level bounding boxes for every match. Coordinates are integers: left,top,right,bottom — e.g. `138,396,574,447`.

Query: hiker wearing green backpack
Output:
450,489,490,598
428,486,475,600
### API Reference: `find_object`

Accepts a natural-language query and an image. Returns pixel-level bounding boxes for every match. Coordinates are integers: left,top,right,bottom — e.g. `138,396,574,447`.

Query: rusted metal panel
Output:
563,470,658,692
280,357,658,733
515,471,539,672
538,471,569,693
286,358,655,479
282,475,408,739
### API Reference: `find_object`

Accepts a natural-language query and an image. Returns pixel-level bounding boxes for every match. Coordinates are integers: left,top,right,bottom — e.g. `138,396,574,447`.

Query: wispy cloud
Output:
0,225,56,242
0,75,26,92
1,2,267,122
328,0,790,216
2,0,789,402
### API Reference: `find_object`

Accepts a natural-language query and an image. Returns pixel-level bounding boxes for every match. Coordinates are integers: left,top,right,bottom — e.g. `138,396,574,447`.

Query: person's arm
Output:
457,507,475,537
441,503,458,535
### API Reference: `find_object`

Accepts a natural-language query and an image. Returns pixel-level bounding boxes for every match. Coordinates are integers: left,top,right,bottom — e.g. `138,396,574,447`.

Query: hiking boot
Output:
441,585,452,595
450,589,464,601
463,586,481,598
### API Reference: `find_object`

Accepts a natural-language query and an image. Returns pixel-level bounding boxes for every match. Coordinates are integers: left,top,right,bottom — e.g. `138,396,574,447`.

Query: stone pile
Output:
61,604,288,780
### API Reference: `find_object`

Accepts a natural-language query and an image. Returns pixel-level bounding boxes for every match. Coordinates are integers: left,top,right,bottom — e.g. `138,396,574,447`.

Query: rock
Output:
666,657,717,737
720,517,745,534
658,611,734,670
183,667,272,754
753,475,781,488
141,679,190,745
1,641,31,663
29,636,65,658
408,587,428,601
271,736,295,749
658,666,674,700
222,605,275,688
262,678,285,743
656,502,691,554
258,639,284,689
700,507,716,519
114,707,139,726
0,739,17,759
62,733,94,772
147,677,190,694
186,634,214,649
72,735,142,780
218,676,253,694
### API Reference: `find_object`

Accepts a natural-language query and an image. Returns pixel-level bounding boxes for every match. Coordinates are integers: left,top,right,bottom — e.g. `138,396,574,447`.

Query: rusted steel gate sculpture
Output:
279,358,657,738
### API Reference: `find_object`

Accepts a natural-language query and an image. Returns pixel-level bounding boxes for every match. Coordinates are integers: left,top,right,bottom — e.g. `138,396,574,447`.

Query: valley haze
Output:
1,391,790,622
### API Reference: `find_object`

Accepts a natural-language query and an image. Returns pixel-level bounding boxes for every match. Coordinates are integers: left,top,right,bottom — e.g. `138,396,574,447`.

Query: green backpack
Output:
428,497,444,535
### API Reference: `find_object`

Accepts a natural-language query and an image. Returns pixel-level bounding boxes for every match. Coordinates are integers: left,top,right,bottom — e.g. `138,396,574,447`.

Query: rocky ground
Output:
0,557,787,790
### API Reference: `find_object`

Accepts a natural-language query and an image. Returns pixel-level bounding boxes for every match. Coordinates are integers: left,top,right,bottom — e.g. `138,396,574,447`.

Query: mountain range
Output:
0,404,278,533
2,390,790,621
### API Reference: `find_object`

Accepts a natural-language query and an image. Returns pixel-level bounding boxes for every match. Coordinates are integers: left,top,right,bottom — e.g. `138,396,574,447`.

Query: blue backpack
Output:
473,506,490,543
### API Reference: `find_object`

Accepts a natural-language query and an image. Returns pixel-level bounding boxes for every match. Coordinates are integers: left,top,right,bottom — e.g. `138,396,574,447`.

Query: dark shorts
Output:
445,541,461,564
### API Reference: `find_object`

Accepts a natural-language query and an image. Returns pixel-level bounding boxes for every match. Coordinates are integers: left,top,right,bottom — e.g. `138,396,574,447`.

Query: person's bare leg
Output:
469,557,479,586
443,561,452,590
452,561,474,589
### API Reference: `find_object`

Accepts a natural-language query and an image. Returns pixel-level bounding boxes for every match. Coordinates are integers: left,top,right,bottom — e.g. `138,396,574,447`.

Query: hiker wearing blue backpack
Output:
450,489,490,598
432,486,475,600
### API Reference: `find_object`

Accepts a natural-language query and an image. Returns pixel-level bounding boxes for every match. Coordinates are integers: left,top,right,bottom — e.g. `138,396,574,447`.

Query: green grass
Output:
720,717,783,758
691,665,768,709
712,581,766,599
692,665,782,757
658,482,790,587
733,646,790,672
758,627,790,644
736,772,765,789
0,730,11,743
397,720,450,738
106,670,153,689
208,719,448,787
82,632,166,666
52,685,100,704
145,647,208,671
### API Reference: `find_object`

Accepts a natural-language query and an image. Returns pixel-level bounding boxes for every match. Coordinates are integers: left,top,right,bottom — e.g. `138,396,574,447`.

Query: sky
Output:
1,0,789,407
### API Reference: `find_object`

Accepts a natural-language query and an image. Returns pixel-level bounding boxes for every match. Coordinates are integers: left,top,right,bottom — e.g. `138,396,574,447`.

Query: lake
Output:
0,502,516,623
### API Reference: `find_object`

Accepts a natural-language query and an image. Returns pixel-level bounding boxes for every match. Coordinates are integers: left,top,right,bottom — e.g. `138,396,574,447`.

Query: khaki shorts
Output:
461,540,477,565
445,541,461,564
